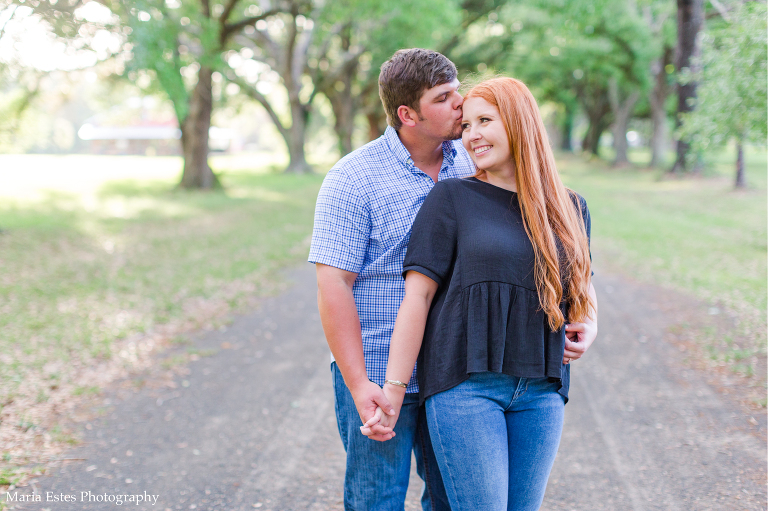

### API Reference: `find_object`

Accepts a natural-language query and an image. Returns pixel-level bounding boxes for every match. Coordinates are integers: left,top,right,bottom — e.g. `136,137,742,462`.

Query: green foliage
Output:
510,0,659,89
680,2,768,151
310,0,464,114
124,1,191,122
318,0,461,65
0,86,40,152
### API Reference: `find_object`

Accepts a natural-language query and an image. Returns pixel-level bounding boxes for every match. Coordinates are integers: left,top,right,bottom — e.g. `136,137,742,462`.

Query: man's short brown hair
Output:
378,49,458,130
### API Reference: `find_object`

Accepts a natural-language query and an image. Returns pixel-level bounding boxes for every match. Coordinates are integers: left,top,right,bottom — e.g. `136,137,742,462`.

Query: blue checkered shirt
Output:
309,126,475,393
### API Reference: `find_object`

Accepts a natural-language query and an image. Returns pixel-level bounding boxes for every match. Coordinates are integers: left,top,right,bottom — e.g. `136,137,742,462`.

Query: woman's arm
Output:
360,270,438,440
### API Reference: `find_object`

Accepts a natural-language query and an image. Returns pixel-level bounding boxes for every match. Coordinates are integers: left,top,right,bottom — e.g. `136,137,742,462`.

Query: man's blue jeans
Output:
331,362,450,511
426,372,565,511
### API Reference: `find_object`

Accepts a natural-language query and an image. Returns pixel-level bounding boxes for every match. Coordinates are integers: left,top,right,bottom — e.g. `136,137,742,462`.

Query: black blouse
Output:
403,177,592,404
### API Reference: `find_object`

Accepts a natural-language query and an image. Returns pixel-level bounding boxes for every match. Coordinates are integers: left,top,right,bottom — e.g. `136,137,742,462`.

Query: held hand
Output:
563,317,598,364
351,380,395,421
350,380,396,439
359,406,396,441
360,385,405,442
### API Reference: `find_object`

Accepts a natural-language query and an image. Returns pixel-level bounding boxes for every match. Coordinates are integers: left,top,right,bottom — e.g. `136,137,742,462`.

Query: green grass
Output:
0,154,325,442
558,145,767,380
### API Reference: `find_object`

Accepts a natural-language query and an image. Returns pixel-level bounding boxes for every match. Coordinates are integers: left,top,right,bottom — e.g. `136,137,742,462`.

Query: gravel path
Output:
5,263,766,511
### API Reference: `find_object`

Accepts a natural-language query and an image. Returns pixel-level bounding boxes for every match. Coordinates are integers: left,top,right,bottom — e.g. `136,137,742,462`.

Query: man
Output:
308,48,470,511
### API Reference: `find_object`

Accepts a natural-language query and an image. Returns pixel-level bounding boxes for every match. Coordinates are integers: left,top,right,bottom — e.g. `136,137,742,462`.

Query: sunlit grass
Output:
0,154,325,466
0,157,325,366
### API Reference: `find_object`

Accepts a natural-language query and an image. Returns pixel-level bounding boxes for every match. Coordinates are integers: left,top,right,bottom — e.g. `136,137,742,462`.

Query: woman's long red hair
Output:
464,77,593,330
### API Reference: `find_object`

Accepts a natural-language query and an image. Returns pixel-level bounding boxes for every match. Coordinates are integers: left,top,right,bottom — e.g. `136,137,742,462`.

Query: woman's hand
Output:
563,282,598,364
563,317,597,363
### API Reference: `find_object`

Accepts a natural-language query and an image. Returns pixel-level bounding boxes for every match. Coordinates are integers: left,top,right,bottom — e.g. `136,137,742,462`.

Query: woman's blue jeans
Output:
425,372,565,511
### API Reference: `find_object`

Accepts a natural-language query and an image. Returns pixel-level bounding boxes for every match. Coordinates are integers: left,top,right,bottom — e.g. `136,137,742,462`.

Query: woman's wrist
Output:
384,379,408,389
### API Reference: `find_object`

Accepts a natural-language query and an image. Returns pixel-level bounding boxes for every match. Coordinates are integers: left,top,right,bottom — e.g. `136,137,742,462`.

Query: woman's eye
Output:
461,123,469,130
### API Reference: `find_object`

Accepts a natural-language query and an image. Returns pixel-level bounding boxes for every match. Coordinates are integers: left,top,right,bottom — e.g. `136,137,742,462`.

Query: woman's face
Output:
461,97,514,178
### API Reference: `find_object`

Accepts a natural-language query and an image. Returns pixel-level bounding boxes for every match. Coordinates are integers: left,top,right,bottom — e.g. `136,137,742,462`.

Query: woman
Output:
362,77,598,510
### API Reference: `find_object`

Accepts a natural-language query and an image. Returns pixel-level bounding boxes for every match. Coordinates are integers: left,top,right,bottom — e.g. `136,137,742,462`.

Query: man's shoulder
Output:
330,135,396,179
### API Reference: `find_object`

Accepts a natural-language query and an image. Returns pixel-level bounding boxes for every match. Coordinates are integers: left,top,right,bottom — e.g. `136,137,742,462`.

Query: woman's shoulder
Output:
567,189,589,211
435,176,474,186
433,176,480,193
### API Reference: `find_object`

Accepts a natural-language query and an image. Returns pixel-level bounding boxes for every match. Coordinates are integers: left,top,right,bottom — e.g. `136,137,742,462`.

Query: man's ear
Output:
397,105,419,128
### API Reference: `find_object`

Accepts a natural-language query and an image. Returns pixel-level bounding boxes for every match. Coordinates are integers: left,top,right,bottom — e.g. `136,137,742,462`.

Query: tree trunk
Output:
179,67,218,189
284,100,313,174
608,80,640,167
611,94,639,166
581,97,611,157
582,117,608,157
560,103,575,152
735,139,746,189
670,0,704,174
326,27,356,156
578,85,611,157
327,70,355,156
649,46,674,168
331,93,354,156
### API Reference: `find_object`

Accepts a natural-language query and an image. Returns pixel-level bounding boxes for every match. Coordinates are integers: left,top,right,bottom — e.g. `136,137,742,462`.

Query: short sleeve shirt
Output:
308,127,475,392
403,177,592,403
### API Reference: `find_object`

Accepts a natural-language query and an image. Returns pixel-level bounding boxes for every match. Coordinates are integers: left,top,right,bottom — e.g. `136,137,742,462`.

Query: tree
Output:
122,0,284,185
317,0,464,150
679,1,767,188
225,1,319,174
21,0,284,187
641,1,676,168
223,0,461,167
511,0,655,162
669,0,704,173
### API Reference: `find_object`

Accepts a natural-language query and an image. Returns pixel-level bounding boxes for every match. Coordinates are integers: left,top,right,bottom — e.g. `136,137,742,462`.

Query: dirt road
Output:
6,263,766,510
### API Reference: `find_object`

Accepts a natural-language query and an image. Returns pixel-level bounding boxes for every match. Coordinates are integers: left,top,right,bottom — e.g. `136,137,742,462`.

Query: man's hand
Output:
360,385,405,442
350,380,396,440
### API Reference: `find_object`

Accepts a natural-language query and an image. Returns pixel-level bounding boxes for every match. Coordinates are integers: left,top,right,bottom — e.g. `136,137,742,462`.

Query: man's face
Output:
414,78,464,141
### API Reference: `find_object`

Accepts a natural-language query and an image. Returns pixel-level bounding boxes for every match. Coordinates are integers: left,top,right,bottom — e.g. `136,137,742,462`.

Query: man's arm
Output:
315,263,395,439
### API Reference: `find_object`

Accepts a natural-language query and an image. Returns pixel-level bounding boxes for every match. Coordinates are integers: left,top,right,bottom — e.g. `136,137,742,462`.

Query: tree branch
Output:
228,75,289,139
439,0,502,55
219,0,240,25
0,4,18,42
221,9,280,43
312,46,364,100
708,0,732,20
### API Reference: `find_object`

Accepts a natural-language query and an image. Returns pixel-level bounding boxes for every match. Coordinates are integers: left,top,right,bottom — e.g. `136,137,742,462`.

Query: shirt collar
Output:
384,126,415,169
385,125,459,171
441,139,458,167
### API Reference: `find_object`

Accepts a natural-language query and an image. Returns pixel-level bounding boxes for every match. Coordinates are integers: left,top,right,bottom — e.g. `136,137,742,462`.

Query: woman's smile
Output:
462,96,515,186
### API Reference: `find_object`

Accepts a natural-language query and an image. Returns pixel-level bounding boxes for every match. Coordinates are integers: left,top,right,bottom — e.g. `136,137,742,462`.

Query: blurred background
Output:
0,0,765,491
